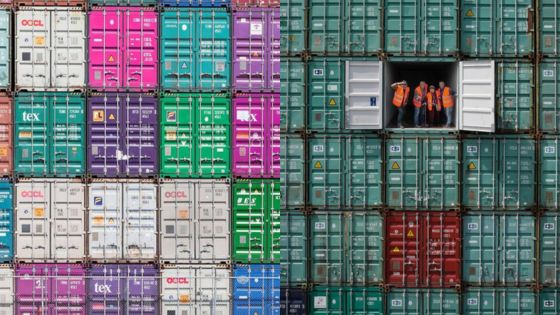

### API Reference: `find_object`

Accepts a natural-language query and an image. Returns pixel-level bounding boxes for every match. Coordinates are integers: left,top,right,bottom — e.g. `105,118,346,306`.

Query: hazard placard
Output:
392,161,400,170
468,162,476,170
392,246,400,253
466,9,474,17
108,55,115,62
407,230,414,237
314,161,322,169
329,98,336,106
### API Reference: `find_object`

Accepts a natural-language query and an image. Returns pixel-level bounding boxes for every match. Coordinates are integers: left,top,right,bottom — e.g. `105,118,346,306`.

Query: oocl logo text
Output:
21,20,44,26
165,191,187,198
21,191,44,198
166,277,188,284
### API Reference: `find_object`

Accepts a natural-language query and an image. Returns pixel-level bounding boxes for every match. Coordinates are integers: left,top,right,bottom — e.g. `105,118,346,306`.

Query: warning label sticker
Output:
392,161,400,170
468,162,476,170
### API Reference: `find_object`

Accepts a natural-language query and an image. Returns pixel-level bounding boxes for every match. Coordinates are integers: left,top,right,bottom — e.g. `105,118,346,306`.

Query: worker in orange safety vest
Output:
413,81,428,127
391,80,410,128
436,81,455,127
426,85,441,126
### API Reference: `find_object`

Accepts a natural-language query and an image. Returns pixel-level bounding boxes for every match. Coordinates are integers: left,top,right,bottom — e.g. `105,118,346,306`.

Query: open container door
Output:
459,60,496,132
345,61,383,129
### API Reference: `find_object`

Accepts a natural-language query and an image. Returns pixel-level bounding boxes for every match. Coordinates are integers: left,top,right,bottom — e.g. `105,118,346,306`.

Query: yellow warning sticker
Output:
108,55,115,62
407,230,415,238
0,148,7,157
179,294,190,303
314,161,322,169
108,114,115,120
34,208,44,217
329,98,336,106
178,210,189,219
166,131,177,141
93,110,105,122
392,161,400,170
34,36,45,46
466,9,474,17
92,216,104,225
468,162,476,170
392,246,400,253
19,131,32,138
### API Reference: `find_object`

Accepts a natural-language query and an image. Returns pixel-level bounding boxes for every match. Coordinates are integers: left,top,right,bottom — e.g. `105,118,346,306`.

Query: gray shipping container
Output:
0,266,12,315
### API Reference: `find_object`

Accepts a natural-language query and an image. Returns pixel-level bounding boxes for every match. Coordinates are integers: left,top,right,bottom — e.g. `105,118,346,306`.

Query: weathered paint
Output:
280,0,305,55
540,214,560,286
0,267,13,314
541,289,560,315
0,96,12,177
281,211,307,286
539,136,560,209
281,288,306,315
540,0,560,56
309,287,384,315
0,10,10,90
463,288,536,314
540,61,560,132
280,58,305,132
495,61,533,131
281,134,305,209
386,289,459,315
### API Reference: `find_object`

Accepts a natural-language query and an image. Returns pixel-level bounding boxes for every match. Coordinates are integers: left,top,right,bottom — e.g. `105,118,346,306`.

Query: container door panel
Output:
270,96,281,178
161,267,196,314
196,96,230,178
459,60,495,132
196,181,230,262
16,181,50,260
160,181,195,262
52,95,85,176
0,268,13,314
160,11,196,90
88,183,121,260
233,181,266,263
423,138,459,209
386,138,422,209
425,214,461,287
124,266,159,313
88,9,122,89
462,138,498,209
232,11,267,91
233,96,267,177
280,136,304,208
87,266,124,314
123,10,158,90
51,10,86,90
16,10,51,90
51,182,85,261
281,212,307,285
160,95,195,177
50,265,86,312
198,267,231,314
15,265,49,312
0,184,12,262
345,61,383,130
0,99,12,176
269,181,281,261
501,215,535,283
310,213,344,284
0,11,10,89
462,214,498,284
123,183,157,260
88,96,121,177
385,213,421,286
15,95,50,176
307,60,344,132
347,213,383,284
308,137,343,208
269,10,280,91
346,136,382,208
308,0,343,53
541,215,560,285
199,9,230,91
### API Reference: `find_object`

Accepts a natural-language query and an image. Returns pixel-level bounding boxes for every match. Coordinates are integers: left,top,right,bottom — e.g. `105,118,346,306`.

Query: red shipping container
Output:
385,211,461,288
0,95,11,177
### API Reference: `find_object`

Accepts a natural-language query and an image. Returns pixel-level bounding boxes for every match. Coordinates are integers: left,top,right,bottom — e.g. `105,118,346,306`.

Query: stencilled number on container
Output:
313,69,324,76
467,146,478,153
313,145,324,153
545,146,556,154
544,300,555,308
467,223,478,230
544,223,555,230
544,70,554,78
391,299,403,307
467,298,478,306
315,222,326,230
390,145,401,153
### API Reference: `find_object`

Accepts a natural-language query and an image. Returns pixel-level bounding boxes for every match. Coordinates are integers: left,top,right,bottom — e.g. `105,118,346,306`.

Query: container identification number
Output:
543,70,554,78
313,145,324,153
545,146,556,154
466,146,478,153
544,223,555,230
313,69,323,76
467,298,478,306
467,223,478,230
390,145,401,153
315,222,326,230
544,300,555,307
391,300,402,307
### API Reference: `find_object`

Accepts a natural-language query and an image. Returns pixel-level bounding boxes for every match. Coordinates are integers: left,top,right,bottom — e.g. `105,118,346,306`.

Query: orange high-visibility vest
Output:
392,85,410,107
413,86,427,108
436,87,454,108
427,92,439,111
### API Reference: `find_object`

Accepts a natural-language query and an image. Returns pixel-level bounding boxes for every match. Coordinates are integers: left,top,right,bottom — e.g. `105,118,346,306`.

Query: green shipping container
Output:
539,60,560,132
462,213,536,285
461,0,534,57
281,134,305,209
309,287,384,314
281,210,307,286
232,180,280,263
540,0,560,56
462,135,536,211
540,214,560,286
308,134,382,209
281,58,306,132
160,93,230,178
541,289,560,315
386,136,459,210
387,289,459,315
385,0,458,56
281,0,306,55
15,93,85,177
496,61,533,131
463,288,536,314
310,211,383,285
308,58,345,132
539,136,560,209
308,0,381,55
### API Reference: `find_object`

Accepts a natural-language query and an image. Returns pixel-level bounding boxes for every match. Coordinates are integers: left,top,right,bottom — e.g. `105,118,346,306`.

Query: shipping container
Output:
87,264,159,314
311,211,383,285
159,179,230,264
232,9,280,92
280,134,304,209
15,93,85,177
0,266,13,314
280,58,305,132
309,135,382,209
162,0,228,7
462,213,535,285
280,211,307,286
233,0,278,8
88,7,158,91
160,93,230,178
540,214,560,286
88,94,158,177
15,7,86,91
280,0,305,55
233,264,280,315
540,0,560,56
309,287,384,314
386,289,459,315
15,179,85,262
540,137,560,209
161,265,230,315
232,180,280,263
16,264,86,314
461,0,534,57
462,135,536,211
15,0,84,5
385,212,460,288
385,0,458,56
160,8,230,91
88,181,157,262
495,61,533,131
0,182,12,262
386,135,459,210
281,288,306,315
463,288,536,314
541,289,560,315
309,58,497,132
539,60,560,133
233,93,280,178
0,95,12,177
0,10,10,91
89,0,156,5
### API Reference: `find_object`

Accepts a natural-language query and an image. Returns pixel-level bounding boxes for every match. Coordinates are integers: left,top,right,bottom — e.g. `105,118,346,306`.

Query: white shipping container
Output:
161,265,230,315
0,266,13,315
160,180,230,264
15,7,85,91
88,180,157,262
15,179,85,262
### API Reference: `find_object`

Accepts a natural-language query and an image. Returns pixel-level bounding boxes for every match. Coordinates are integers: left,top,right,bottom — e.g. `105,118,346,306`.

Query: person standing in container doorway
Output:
426,85,441,126
437,81,455,127
413,81,428,127
391,80,410,128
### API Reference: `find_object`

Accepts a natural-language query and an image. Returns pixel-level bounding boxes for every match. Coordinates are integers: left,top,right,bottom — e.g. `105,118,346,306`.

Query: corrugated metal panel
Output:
160,179,230,264
540,60,560,132
15,179,85,262
161,265,230,315
16,7,86,91
309,287,384,314
162,0,229,6
462,213,535,285
386,289,459,315
233,0,279,8
386,136,460,210
311,211,383,285
541,0,560,56
463,288,535,314
123,183,157,261
0,183,12,263
15,0,85,5
540,214,560,286
281,211,307,286
309,135,382,209
280,58,305,132
233,264,280,315
462,135,535,210
308,58,344,132
0,96,12,177
281,134,305,209
160,8,230,92
280,0,305,55
0,10,10,90
0,266,13,314
541,289,560,315
160,93,230,178
539,137,560,209
496,61,533,131
281,288,306,315
89,0,157,5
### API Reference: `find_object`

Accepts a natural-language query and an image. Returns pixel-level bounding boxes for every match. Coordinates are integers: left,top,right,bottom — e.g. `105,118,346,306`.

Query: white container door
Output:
16,9,51,90
196,181,230,263
52,180,85,261
89,182,121,261
161,267,197,314
160,181,195,262
51,9,86,90
345,61,383,129
16,181,50,260
123,183,157,260
198,266,230,315
0,267,12,314
459,60,496,132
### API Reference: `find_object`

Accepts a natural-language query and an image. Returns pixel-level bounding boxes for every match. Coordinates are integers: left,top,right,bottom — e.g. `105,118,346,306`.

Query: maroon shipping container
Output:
232,94,279,178
16,264,86,314
0,95,11,177
385,212,461,288
88,94,158,177
232,8,280,92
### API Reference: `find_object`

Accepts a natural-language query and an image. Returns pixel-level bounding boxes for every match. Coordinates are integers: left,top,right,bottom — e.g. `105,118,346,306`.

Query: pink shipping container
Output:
16,264,86,314
232,0,279,8
88,7,158,91
233,94,279,178
232,8,280,92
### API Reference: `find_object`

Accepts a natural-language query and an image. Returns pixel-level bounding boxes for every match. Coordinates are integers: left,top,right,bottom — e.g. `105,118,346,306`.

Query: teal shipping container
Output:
281,211,307,286
462,213,536,285
281,134,305,209
281,58,305,132
386,136,459,210
540,214,560,286
539,136,560,209
308,0,382,55
461,0,534,57
539,60,560,132
462,135,535,211
387,289,459,315
540,0,560,56
463,288,536,314
308,135,382,209
281,0,306,55
309,287,384,314
385,0,458,56
495,61,533,132
310,211,383,285
541,289,560,315
0,10,9,90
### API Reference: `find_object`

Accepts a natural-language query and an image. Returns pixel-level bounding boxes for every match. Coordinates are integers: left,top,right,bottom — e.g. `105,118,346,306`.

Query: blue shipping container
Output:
0,182,11,262
0,10,9,90
161,0,229,6
234,264,280,315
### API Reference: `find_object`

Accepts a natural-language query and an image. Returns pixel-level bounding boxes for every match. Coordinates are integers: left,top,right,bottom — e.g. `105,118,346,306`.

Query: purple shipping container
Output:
87,264,159,315
88,94,158,177
233,9,280,92
16,264,86,315
233,94,280,178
